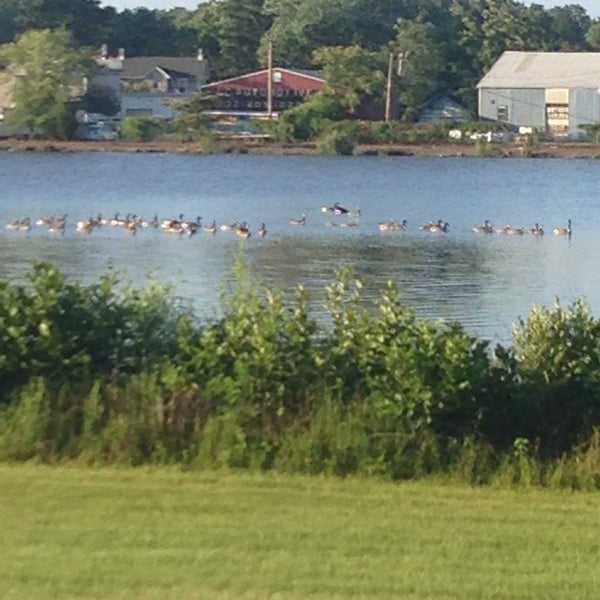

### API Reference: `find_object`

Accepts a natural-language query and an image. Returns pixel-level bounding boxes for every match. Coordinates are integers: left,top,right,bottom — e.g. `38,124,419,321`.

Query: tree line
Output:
1,0,600,118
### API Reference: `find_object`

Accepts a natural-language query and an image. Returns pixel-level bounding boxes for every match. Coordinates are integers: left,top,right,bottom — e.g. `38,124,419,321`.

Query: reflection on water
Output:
0,152,598,345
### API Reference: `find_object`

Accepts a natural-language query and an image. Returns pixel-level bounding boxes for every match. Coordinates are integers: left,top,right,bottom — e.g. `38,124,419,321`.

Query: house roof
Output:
477,51,600,89
121,57,209,81
202,68,325,91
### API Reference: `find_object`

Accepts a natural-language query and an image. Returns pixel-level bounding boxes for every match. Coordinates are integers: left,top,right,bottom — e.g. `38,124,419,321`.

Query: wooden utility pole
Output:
385,52,394,122
267,41,273,118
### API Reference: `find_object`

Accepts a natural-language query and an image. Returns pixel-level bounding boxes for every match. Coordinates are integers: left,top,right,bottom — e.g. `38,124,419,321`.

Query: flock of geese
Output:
5,204,572,239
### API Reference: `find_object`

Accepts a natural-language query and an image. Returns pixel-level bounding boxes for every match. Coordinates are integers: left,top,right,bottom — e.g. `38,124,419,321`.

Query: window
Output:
497,105,508,121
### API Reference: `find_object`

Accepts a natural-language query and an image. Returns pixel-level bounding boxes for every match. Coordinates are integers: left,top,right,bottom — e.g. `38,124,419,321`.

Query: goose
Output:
290,214,306,226
204,220,217,234
76,217,95,233
182,216,202,236
236,222,251,239
472,219,494,234
379,218,407,231
48,215,67,234
220,221,238,232
421,219,449,233
141,214,159,228
257,222,267,237
506,225,525,235
6,217,31,231
553,219,572,236
529,223,544,236
125,216,139,235
321,202,349,215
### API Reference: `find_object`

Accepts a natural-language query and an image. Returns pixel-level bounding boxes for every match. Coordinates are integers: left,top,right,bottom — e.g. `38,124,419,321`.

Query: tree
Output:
392,18,445,121
547,5,591,50
216,0,271,77
108,8,196,57
83,82,119,116
0,28,95,138
312,45,387,114
166,91,216,139
585,19,600,50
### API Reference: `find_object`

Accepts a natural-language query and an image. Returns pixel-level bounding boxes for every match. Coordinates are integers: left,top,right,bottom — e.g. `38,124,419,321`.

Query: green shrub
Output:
513,299,600,457
119,116,164,141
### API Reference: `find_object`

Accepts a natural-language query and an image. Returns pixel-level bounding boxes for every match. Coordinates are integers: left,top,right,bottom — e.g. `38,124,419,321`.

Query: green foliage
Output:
0,28,95,139
83,83,120,116
513,299,600,456
312,45,387,113
271,90,348,142
119,116,164,141
168,91,216,138
0,262,186,399
4,263,600,489
317,128,356,155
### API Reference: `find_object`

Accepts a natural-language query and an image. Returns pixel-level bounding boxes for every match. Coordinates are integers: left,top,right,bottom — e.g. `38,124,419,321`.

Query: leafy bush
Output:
3,263,600,488
119,116,164,141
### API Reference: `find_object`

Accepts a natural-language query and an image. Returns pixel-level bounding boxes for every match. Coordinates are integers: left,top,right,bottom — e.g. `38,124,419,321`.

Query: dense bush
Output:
119,116,165,141
3,262,600,488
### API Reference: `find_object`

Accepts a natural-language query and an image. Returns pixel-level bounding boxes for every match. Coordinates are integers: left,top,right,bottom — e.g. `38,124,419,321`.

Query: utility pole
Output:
267,41,273,118
385,52,394,123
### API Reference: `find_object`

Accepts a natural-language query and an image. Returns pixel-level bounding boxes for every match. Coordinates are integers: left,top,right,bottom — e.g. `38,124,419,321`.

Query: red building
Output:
201,68,326,118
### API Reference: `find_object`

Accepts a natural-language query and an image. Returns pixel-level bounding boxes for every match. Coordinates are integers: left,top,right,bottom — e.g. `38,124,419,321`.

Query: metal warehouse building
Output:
477,51,600,139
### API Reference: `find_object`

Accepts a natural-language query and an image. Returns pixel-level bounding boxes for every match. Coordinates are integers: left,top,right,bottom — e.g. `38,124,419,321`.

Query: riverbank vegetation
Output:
2,260,600,490
2,463,599,600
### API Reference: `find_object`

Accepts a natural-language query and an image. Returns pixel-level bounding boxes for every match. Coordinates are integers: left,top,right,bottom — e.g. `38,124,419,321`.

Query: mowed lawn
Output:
1,464,599,600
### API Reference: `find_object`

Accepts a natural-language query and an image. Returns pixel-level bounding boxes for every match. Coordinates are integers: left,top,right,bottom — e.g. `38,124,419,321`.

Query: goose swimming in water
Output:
257,222,267,237
321,202,350,215
530,223,544,236
553,219,572,237
6,217,31,231
204,220,217,234
379,218,407,232
421,219,449,233
290,214,306,226
472,220,494,234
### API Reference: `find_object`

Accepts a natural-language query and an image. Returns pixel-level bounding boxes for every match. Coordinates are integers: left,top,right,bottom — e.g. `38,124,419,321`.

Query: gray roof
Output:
122,57,209,81
477,51,600,89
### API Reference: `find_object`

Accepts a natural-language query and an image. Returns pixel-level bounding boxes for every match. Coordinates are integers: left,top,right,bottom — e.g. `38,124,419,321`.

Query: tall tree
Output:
216,0,271,77
480,0,531,71
108,8,196,57
0,28,95,138
392,18,445,121
312,45,387,113
547,4,591,50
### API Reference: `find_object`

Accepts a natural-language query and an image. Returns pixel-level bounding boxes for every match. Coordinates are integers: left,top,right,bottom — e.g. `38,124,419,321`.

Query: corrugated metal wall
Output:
479,87,600,139
479,88,545,128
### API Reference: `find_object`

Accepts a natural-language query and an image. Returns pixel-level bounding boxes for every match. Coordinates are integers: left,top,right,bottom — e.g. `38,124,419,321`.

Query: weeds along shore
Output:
1,259,600,489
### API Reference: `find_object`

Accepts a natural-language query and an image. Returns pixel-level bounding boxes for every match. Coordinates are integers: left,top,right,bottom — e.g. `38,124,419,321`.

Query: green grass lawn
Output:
1,464,599,600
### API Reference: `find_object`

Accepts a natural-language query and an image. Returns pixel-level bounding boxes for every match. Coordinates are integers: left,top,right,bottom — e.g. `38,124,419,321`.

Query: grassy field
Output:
1,464,599,600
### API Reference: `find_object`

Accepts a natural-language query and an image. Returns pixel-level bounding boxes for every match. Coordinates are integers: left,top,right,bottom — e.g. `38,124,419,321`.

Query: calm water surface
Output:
1,152,599,345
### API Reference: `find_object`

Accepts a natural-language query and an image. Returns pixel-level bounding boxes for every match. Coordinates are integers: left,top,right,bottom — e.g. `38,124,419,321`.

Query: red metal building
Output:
201,68,326,118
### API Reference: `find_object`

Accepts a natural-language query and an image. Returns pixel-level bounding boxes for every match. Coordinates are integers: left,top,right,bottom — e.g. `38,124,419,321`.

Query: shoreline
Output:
1,137,600,159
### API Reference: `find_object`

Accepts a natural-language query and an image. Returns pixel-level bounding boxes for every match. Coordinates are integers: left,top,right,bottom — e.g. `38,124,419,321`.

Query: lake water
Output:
1,151,598,345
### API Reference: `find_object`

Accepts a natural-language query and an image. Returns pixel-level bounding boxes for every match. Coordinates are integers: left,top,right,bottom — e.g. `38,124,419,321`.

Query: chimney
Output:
118,47,125,61
197,48,204,61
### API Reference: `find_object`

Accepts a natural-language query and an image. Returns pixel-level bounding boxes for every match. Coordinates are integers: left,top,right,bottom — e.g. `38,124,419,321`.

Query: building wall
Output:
479,86,600,139
479,88,546,128
570,88,600,139
119,93,189,120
